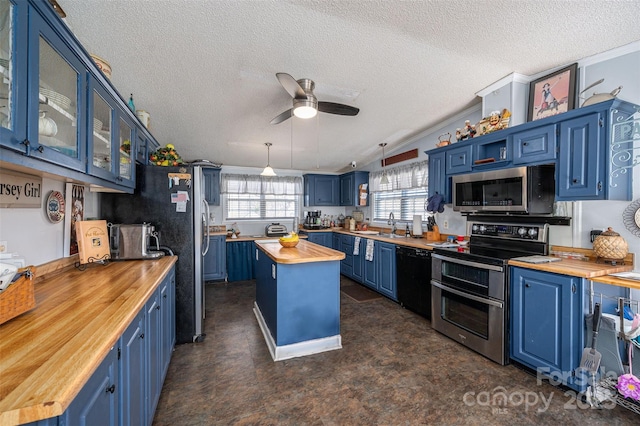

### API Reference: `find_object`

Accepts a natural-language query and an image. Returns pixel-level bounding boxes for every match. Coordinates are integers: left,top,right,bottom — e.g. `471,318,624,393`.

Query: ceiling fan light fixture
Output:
293,98,318,119
261,142,277,176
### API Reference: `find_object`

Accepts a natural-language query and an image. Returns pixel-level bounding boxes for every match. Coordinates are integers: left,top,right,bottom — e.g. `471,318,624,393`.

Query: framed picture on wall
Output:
527,63,578,121
63,183,85,256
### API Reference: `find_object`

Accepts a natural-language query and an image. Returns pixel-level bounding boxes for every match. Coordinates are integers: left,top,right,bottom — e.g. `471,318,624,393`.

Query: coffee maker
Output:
109,223,164,260
304,210,322,229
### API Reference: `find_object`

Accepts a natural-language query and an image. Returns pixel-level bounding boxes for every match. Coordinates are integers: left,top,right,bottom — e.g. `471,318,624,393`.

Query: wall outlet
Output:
442,220,449,229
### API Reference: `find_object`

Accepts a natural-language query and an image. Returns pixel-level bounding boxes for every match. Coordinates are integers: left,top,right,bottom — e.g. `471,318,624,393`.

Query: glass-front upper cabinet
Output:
26,7,86,171
118,114,133,184
91,86,113,175
0,0,27,148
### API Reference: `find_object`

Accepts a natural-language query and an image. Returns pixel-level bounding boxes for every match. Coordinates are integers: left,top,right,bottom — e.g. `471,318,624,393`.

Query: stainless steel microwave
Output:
451,165,555,214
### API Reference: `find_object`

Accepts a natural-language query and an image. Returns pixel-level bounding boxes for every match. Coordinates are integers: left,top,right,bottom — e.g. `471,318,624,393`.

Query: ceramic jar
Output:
38,111,57,137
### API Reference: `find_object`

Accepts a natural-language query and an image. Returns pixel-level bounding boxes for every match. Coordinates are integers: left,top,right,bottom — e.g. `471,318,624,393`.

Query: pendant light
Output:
261,143,276,176
379,143,389,185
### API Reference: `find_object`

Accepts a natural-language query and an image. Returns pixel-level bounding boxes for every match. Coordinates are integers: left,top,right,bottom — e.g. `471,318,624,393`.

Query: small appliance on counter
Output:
266,223,288,237
303,210,323,229
108,223,164,260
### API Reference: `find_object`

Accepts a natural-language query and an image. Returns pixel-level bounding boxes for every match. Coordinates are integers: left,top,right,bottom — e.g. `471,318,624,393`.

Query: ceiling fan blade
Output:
318,101,359,116
270,108,293,125
276,73,306,99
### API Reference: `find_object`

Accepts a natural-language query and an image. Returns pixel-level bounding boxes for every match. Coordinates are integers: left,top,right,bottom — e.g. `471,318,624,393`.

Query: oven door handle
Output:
432,253,503,272
431,280,504,308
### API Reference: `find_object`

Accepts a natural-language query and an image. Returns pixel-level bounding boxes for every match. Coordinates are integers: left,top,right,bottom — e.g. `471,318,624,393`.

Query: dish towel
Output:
365,239,375,262
353,237,361,255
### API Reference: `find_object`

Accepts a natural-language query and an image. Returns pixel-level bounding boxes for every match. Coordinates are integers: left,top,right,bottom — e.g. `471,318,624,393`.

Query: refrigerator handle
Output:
202,199,211,256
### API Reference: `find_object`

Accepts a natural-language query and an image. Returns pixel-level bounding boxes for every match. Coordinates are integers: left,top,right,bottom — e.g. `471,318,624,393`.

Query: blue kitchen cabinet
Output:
510,267,584,392
363,240,377,290
226,241,255,282
361,240,397,301
1,0,169,193
426,100,637,203
255,248,278,339
135,129,159,165
204,235,226,281
511,124,557,165
120,312,146,426
0,0,28,152
339,171,369,206
21,2,88,173
146,287,162,419
352,237,364,282
23,265,176,426
340,234,354,278
160,269,175,378
88,82,136,189
377,242,397,300
307,231,333,248
444,144,473,175
303,174,339,206
556,112,605,200
203,168,221,205
63,346,119,426
427,151,448,202
332,233,341,250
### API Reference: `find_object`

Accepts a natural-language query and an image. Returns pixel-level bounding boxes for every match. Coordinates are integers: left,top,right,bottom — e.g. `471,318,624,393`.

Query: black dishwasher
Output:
396,246,432,319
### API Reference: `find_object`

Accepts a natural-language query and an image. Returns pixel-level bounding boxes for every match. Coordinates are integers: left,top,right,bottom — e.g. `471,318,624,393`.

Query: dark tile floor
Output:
153,277,639,425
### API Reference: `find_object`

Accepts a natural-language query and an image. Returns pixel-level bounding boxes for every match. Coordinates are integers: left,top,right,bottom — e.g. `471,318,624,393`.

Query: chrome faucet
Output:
387,212,396,237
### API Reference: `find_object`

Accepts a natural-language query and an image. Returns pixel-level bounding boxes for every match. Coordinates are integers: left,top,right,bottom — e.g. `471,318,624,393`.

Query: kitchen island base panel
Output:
254,302,342,361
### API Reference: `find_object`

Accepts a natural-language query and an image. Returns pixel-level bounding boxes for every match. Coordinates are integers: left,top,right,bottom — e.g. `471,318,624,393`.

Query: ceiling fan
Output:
270,73,360,125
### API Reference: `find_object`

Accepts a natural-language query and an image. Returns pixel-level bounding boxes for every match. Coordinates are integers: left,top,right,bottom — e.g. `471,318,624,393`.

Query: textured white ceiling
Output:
61,0,640,173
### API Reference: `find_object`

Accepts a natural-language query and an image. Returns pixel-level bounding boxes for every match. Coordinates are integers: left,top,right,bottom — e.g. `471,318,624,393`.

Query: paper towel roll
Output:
412,215,423,236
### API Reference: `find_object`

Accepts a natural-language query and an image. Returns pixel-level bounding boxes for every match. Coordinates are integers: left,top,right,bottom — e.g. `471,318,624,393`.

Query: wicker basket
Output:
0,266,36,325
593,227,628,260
279,239,299,248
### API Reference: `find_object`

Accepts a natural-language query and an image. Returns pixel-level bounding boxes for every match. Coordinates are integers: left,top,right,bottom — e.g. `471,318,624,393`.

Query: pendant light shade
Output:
261,143,276,176
379,143,389,184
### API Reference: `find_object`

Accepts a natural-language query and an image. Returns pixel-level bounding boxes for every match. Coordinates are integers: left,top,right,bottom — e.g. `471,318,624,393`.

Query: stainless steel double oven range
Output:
431,220,549,365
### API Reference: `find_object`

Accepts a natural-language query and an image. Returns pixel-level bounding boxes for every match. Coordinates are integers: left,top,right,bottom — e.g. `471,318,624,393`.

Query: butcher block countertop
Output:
0,256,177,426
508,258,632,279
256,239,345,264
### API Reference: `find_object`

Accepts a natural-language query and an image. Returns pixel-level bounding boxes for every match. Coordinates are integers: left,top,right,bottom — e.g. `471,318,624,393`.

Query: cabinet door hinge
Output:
597,181,602,192
117,347,121,360
599,118,604,127
556,127,560,137
572,284,576,294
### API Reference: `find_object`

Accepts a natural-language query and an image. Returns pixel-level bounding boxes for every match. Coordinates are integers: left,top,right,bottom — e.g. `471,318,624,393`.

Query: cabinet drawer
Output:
445,145,473,174
512,124,556,165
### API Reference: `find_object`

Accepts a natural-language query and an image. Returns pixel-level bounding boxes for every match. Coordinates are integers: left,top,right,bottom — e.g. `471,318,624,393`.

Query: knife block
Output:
426,226,440,242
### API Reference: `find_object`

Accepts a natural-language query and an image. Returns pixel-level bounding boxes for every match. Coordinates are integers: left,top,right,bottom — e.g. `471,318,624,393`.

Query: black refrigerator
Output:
101,164,212,344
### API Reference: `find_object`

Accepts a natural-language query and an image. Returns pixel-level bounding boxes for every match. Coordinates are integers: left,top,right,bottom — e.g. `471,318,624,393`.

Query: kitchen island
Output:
254,239,345,361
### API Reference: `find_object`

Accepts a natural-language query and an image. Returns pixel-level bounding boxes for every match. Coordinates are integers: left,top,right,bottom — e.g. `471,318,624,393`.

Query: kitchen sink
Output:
378,233,398,238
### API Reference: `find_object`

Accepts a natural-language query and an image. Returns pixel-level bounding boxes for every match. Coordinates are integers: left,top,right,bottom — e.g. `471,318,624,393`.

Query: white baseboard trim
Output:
253,302,342,362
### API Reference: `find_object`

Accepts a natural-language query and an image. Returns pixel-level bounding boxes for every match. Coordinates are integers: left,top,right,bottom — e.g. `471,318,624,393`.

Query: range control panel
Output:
469,222,548,243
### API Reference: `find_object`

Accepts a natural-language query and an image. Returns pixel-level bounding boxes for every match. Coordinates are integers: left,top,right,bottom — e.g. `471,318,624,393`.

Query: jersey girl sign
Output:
0,170,43,208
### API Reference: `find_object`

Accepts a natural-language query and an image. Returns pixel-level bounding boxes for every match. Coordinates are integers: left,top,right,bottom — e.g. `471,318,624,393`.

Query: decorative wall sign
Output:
0,170,42,208
46,191,65,223
610,105,640,186
527,63,577,121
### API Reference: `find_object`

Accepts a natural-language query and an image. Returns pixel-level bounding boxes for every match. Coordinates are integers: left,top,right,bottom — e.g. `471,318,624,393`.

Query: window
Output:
370,160,428,222
221,174,302,221
374,188,428,222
